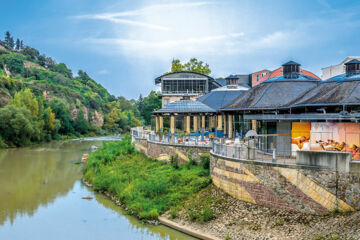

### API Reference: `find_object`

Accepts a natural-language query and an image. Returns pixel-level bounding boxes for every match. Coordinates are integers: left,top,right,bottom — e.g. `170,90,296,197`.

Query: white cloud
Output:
97,69,110,75
74,1,212,30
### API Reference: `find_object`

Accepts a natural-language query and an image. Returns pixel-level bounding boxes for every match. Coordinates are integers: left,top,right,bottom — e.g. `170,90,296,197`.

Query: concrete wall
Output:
275,122,291,155
210,153,360,214
297,150,352,172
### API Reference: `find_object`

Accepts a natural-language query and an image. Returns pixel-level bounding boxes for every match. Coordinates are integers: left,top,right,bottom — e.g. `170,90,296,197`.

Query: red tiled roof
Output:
258,67,320,83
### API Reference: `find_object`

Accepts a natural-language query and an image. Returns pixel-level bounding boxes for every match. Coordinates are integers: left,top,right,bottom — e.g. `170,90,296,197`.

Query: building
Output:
250,69,270,87
153,76,250,135
321,56,360,80
155,71,221,107
222,61,321,153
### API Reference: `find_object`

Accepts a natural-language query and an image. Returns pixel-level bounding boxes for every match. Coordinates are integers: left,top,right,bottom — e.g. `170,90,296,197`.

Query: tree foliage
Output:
170,58,211,75
138,91,161,125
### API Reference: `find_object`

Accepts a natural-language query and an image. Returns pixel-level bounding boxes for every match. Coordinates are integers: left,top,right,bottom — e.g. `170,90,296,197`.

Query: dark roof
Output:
345,59,360,65
154,71,220,87
215,78,226,86
282,61,301,66
197,87,248,111
154,100,216,114
223,78,320,111
292,74,360,107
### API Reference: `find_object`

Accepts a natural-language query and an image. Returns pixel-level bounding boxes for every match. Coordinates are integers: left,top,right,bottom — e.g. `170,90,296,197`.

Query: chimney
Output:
345,59,360,77
182,93,191,100
282,61,301,79
225,75,239,88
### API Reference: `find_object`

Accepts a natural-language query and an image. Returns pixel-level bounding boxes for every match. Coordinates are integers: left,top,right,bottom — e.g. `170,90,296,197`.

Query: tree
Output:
183,58,211,75
43,107,56,133
169,58,211,75
15,39,20,50
4,32,11,46
8,37,15,49
171,59,183,72
0,105,40,146
49,98,74,134
140,91,161,125
11,88,39,117
74,109,89,134
137,94,143,112
5,54,24,74
53,63,72,78
20,40,24,49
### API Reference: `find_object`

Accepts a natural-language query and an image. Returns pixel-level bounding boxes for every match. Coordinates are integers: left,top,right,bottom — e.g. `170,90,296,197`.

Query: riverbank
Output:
163,184,360,240
83,135,211,220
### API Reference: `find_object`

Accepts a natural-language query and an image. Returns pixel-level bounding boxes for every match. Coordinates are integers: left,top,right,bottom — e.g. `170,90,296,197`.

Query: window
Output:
256,74,259,82
163,99,170,106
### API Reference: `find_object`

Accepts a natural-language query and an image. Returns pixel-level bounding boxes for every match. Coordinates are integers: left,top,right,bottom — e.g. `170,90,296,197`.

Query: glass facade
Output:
162,79,207,94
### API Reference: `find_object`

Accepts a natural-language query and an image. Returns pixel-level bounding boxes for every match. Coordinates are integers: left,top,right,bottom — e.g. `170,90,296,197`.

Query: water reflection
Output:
0,138,195,240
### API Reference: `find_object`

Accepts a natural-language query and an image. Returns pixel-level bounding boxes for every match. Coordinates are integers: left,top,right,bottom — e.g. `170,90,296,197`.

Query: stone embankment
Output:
163,185,360,240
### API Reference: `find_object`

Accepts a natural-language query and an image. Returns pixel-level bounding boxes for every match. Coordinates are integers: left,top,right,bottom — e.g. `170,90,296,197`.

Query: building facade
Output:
321,56,360,80
155,71,221,107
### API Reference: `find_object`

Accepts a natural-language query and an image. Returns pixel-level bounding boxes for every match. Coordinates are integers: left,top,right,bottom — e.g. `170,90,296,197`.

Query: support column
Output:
228,114,233,139
217,115,222,130
224,115,227,135
201,115,205,129
209,116,214,130
155,116,159,133
159,116,163,132
170,115,175,135
252,120,257,132
186,115,190,134
193,116,198,132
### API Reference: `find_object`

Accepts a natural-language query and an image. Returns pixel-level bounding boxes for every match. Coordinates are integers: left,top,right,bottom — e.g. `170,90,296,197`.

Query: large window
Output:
162,79,207,94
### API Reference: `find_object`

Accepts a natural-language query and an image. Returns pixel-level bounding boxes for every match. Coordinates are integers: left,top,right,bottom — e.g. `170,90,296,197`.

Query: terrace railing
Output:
148,133,211,147
212,142,297,165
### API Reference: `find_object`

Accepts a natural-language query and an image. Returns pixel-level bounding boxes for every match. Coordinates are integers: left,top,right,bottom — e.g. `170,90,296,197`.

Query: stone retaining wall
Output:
211,153,360,214
133,136,360,214
134,137,211,164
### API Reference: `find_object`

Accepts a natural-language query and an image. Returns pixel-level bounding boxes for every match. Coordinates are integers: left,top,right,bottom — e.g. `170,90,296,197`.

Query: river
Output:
0,138,196,240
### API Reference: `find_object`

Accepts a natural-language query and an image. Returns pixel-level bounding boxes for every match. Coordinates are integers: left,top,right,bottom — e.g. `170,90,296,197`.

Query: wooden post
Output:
252,120,257,132
217,115,222,130
186,115,190,134
224,115,227,135
170,115,175,135
193,116,198,132
201,115,205,129
228,114,233,139
159,116,163,132
155,116,159,133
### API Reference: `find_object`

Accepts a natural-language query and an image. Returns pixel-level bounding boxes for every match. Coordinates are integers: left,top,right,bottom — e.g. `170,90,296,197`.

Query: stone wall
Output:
134,137,211,164
211,153,360,214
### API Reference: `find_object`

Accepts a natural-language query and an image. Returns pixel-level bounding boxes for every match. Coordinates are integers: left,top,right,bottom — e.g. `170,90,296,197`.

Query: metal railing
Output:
148,133,211,147
212,142,297,165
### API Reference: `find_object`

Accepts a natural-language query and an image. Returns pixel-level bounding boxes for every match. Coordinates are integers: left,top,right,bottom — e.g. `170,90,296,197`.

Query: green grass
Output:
84,135,211,220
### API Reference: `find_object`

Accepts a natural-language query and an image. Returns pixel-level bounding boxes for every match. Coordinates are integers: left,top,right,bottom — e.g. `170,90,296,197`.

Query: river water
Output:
0,138,196,240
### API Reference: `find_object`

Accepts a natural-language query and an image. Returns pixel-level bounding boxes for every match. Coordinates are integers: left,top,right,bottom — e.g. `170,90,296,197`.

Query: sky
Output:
1,0,360,99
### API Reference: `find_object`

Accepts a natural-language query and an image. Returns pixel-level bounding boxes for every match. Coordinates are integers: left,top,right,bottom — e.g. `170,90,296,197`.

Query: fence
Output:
148,133,211,147
212,142,297,165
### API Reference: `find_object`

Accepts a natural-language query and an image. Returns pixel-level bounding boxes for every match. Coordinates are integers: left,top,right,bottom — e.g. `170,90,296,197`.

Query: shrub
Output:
84,136,211,220
200,152,210,170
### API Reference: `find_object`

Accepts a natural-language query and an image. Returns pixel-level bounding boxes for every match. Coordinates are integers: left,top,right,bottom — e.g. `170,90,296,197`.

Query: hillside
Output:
0,36,144,147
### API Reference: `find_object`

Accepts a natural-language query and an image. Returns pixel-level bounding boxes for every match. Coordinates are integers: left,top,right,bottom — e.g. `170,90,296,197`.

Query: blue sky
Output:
1,0,360,99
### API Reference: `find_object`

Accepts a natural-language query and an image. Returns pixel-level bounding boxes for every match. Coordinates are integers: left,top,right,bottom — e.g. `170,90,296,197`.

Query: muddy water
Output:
0,138,196,240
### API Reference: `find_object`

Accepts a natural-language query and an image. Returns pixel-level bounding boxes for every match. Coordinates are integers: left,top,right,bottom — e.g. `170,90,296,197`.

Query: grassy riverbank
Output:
83,135,211,220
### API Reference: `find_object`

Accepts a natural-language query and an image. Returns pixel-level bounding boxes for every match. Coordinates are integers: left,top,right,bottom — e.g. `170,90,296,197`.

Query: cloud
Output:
73,1,212,30
97,69,110,75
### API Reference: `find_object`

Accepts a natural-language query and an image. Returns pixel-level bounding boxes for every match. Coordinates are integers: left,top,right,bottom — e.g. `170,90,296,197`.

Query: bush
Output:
200,152,210,170
84,136,211,220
